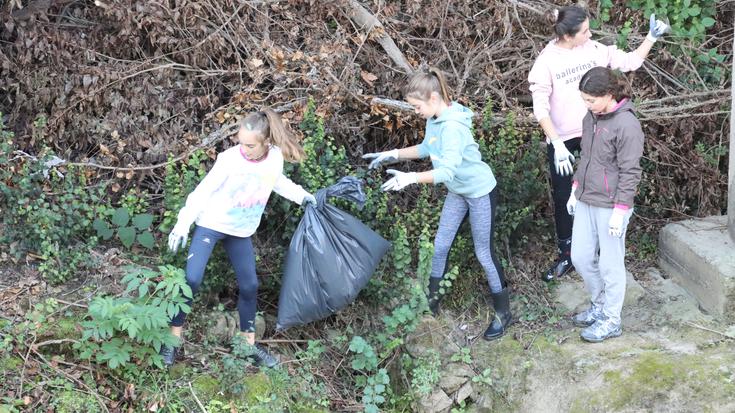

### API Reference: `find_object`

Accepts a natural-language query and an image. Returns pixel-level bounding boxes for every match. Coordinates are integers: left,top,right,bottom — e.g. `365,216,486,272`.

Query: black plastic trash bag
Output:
276,177,390,330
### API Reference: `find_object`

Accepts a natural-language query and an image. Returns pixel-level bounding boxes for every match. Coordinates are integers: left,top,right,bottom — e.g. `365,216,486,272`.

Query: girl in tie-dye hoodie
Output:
162,108,316,368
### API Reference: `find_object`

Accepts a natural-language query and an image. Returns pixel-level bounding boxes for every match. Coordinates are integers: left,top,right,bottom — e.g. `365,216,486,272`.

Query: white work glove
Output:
608,209,627,238
551,139,575,176
646,14,670,43
168,221,190,253
362,149,399,169
566,191,577,216
380,169,417,191
302,193,316,206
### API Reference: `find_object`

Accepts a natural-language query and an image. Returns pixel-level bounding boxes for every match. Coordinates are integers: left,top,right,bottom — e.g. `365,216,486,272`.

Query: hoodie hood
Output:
419,101,495,198
592,98,635,120
434,102,473,128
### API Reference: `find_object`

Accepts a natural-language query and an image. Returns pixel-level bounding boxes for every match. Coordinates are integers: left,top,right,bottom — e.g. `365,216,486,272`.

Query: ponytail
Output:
579,67,632,101
240,108,305,162
404,67,451,104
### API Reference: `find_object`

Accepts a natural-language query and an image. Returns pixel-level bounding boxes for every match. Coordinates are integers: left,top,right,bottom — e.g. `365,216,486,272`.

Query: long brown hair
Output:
239,108,304,162
579,67,632,101
404,67,451,104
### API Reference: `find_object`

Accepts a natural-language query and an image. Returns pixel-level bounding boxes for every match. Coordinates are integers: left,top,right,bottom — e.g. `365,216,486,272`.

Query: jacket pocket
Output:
603,168,619,200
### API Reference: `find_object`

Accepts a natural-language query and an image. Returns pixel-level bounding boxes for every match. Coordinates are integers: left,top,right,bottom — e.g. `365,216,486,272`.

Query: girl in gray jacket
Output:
565,67,644,342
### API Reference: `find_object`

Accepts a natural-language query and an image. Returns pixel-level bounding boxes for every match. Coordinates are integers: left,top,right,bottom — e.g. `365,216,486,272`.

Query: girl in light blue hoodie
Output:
362,68,512,340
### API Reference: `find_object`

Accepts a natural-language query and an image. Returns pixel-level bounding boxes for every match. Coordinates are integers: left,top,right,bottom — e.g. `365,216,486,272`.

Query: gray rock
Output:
438,363,474,394
405,315,459,359
209,311,265,342
624,271,646,306
554,272,646,312
455,381,474,404
467,392,493,412
645,266,666,283
417,388,453,413
553,279,589,313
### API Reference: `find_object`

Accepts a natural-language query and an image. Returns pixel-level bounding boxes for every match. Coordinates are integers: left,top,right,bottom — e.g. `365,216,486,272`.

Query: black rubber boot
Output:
541,237,573,282
427,277,442,316
483,288,513,340
159,345,178,367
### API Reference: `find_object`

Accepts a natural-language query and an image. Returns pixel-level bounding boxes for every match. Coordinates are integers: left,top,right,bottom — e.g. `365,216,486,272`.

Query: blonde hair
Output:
404,67,451,104
239,108,304,162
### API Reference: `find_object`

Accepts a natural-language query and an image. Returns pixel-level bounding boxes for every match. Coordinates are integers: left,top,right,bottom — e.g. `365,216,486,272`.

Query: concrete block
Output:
659,215,735,322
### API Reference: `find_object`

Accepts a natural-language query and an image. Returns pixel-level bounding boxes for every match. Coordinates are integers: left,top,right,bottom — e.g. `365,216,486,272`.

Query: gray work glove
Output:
551,139,575,176
362,149,399,169
168,221,190,253
302,193,316,206
646,14,671,42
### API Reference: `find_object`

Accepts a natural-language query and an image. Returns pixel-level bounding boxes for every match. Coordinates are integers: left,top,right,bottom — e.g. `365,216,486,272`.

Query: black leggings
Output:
171,226,259,332
546,137,581,241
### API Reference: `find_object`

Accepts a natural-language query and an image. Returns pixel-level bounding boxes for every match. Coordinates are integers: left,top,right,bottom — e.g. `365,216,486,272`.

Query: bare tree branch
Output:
340,0,414,74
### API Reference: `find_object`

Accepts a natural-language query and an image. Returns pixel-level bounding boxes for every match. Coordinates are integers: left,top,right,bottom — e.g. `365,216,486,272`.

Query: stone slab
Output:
659,215,735,322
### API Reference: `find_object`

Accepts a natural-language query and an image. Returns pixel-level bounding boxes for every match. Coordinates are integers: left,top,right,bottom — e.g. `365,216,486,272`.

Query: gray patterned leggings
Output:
430,188,505,293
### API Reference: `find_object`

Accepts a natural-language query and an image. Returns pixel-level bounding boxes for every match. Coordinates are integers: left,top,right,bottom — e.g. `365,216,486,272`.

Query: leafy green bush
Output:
75,265,191,369
0,115,105,284
160,149,209,235
93,207,155,249
595,0,724,83
476,99,546,248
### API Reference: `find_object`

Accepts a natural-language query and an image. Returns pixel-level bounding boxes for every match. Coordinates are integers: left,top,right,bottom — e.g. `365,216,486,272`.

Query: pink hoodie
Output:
528,39,644,142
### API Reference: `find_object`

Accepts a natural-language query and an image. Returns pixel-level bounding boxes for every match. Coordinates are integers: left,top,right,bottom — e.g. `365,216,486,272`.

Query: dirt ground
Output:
459,266,735,413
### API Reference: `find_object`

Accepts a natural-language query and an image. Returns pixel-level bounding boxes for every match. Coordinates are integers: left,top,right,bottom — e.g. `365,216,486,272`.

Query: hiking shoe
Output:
159,345,178,367
580,317,622,343
249,344,278,368
573,304,604,327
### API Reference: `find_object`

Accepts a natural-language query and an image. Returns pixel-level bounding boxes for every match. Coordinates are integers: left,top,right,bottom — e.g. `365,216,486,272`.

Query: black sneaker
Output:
249,344,278,368
159,345,178,367
541,256,573,282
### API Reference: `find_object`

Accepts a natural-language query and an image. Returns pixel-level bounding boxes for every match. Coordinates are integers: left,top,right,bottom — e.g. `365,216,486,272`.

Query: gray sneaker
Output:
580,317,622,343
573,304,603,327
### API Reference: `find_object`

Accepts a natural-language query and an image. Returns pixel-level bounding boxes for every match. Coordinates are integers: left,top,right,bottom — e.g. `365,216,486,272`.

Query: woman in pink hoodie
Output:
528,5,668,282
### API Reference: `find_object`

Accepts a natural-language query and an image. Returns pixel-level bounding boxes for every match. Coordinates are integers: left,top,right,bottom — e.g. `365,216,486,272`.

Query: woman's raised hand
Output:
646,14,670,42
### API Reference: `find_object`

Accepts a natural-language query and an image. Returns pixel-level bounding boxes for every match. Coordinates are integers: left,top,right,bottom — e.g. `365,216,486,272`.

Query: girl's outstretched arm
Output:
273,173,311,205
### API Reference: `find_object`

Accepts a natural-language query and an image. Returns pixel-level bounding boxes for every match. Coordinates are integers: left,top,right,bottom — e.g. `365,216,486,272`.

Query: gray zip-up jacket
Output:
572,99,644,209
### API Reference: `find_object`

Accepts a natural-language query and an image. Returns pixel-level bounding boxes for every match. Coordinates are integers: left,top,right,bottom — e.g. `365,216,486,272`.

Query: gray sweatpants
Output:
570,201,633,324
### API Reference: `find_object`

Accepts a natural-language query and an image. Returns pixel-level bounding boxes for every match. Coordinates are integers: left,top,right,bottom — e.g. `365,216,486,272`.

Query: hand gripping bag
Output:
276,177,390,330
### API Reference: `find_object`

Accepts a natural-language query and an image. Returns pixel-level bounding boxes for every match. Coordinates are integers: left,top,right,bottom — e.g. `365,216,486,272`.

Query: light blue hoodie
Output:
417,102,496,198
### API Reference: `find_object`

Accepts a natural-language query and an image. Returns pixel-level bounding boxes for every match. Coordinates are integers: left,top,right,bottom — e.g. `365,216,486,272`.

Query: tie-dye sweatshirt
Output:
528,39,644,142
175,145,309,238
